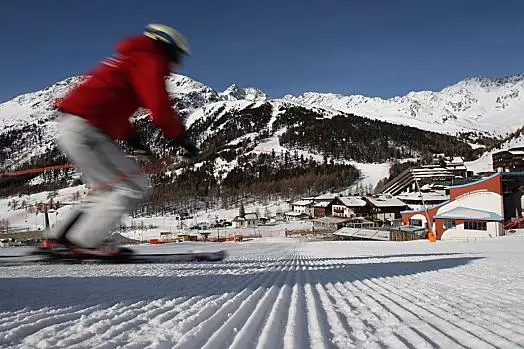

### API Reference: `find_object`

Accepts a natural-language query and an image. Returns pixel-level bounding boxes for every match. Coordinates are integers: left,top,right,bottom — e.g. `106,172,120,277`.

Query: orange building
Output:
401,172,524,240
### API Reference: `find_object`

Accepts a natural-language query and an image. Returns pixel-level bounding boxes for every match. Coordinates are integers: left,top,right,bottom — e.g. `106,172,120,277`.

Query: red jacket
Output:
57,36,185,140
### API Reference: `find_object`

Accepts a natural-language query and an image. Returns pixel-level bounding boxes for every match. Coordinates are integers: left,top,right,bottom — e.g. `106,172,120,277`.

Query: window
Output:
410,219,423,227
333,206,346,217
464,221,487,231
443,219,456,229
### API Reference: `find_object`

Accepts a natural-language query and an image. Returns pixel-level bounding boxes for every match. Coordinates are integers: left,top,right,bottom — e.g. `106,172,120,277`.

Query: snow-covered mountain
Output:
0,75,268,169
219,84,267,102
0,77,85,168
284,75,524,136
1,73,524,192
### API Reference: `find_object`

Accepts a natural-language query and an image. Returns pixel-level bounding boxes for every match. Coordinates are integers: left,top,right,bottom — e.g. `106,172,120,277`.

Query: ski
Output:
130,250,227,263
0,248,227,265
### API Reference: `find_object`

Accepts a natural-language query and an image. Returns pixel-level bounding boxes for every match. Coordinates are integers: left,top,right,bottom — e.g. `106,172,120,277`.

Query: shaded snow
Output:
1,233,524,348
348,162,392,192
0,185,88,231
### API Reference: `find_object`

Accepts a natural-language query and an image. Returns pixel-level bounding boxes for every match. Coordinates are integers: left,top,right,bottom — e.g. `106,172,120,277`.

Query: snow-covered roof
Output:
366,196,407,208
291,200,314,206
447,167,468,172
446,156,464,164
434,207,503,221
494,147,524,156
333,228,390,241
244,213,259,221
313,201,331,208
336,197,367,207
396,192,449,202
232,213,258,221
313,193,337,201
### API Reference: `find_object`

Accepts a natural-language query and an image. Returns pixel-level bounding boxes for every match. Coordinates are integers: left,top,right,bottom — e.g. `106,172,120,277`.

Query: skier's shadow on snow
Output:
0,254,482,311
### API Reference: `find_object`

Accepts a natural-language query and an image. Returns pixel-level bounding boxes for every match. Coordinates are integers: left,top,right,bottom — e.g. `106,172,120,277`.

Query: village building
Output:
433,207,504,239
333,227,390,241
401,172,524,240
331,196,367,218
313,201,334,218
492,147,524,172
312,216,352,230
232,213,259,228
389,225,428,241
284,211,310,220
395,191,449,210
290,200,315,218
344,216,375,229
380,166,456,196
176,234,198,242
443,156,470,178
365,196,407,223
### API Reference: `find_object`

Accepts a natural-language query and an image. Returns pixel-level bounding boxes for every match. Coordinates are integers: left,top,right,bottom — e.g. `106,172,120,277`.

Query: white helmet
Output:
144,24,191,61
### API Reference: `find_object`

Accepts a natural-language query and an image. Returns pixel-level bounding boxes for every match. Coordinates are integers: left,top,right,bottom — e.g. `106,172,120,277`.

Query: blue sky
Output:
1,0,523,102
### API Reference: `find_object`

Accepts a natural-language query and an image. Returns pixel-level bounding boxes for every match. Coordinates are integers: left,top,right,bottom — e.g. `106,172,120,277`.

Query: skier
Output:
48,24,199,258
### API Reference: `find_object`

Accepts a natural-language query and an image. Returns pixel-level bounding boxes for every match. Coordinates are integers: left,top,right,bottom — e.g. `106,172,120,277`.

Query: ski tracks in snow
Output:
1,239,524,348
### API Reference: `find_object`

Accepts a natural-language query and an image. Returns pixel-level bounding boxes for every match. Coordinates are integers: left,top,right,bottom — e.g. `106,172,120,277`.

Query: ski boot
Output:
36,235,133,262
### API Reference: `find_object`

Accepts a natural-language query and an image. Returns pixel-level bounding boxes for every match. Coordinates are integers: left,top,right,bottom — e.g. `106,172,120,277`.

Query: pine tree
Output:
239,202,245,218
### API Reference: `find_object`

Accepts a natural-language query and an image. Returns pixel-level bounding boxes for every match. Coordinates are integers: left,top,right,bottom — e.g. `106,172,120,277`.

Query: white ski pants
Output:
54,113,151,248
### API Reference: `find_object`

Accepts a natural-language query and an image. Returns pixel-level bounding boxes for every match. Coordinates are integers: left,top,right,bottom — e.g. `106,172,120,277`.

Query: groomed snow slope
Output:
1,234,524,348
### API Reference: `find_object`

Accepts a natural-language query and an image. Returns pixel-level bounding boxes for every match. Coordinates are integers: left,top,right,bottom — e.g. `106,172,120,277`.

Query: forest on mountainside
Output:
144,151,360,215
1,101,484,215
275,106,475,163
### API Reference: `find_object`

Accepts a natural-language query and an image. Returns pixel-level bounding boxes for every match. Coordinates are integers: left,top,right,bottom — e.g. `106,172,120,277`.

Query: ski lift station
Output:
401,172,524,240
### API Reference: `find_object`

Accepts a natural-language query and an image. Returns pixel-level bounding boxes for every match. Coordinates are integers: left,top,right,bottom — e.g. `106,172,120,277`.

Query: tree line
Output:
276,106,475,163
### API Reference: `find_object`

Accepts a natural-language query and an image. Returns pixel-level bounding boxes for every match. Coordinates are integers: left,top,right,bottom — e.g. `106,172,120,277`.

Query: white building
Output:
331,197,367,218
365,196,407,222
290,200,315,218
232,213,259,228
444,156,469,178
433,207,504,240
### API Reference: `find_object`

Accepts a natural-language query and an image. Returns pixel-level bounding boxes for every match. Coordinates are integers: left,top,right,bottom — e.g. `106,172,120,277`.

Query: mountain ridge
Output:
1,73,523,201
284,74,524,136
